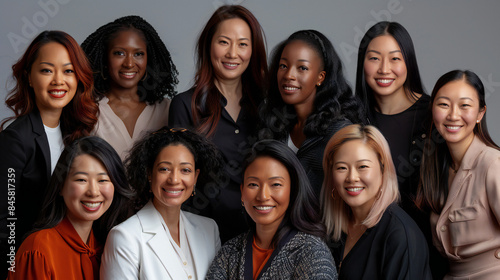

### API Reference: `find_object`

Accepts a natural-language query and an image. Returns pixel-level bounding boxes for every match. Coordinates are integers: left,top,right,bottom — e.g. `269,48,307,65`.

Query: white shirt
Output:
43,123,64,174
287,135,299,154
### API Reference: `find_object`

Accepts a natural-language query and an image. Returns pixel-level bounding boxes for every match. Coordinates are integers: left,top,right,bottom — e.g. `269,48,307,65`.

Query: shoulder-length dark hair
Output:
33,136,134,244
260,30,363,140
355,21,425,123
417,70,499,214
81,15,178,104
242,139,326,247
191,5,268,137
2,30,98,145
125,126,224,210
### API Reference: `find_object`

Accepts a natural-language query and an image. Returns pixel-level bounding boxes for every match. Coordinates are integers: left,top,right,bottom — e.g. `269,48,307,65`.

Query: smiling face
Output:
241,156,291,234
277,40,325,109
363,35,407,99
150,144,200,212
107,29,148,91
332,139,383,219
432,80,485,151
29,42,77,115
210,18,252,83
62,154,114,230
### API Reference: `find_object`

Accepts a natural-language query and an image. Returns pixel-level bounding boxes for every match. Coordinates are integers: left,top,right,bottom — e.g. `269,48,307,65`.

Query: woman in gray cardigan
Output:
206,140,337,280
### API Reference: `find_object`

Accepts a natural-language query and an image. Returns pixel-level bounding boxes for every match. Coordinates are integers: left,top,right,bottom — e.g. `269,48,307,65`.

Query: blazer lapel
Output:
29,109,51,177
182,211,208,278
138,202,187,280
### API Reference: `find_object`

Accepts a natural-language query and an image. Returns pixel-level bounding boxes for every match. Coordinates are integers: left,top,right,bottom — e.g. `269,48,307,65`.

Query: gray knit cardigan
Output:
206,230,338,280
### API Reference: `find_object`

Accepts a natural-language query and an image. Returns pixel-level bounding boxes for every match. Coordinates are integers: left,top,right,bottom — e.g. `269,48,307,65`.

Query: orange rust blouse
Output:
7,217,102,280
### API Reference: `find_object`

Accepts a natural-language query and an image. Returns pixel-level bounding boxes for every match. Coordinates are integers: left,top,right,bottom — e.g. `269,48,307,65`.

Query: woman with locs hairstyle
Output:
322,124,431,279
8,136,133,279
259,29,363,198
417,70,500,279
207,139,337,279
100,127,223,279
0,30,98,277
82,15,178,161
169,5,268,242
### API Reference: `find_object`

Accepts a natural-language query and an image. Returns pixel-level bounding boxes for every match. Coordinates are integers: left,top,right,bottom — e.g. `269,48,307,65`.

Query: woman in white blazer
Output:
100,127,224,280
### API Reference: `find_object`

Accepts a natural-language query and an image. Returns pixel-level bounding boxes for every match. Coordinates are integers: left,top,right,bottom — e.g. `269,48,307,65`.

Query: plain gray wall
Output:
1,0,499,141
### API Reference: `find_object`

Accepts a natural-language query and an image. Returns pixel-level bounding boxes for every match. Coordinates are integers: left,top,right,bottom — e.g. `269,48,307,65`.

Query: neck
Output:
350,206,370,225
66,215,93,244
255,224,278,249
39,108,62,128
214,78,242,99
153,200,181,236
447,134,475,171
293,103,313,126
374,89,417,115
107,86,141,102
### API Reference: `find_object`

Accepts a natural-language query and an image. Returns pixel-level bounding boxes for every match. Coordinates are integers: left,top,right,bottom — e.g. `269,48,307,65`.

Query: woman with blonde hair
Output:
321,124,430,279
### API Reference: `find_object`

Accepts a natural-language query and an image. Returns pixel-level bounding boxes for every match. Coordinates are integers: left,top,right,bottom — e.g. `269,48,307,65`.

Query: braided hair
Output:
81,15,178,104
260,30,363,140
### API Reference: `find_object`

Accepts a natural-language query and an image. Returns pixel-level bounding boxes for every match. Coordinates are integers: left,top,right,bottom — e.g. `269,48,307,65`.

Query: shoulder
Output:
1,114,35,138
382,204,426,244
17,228,60,255
220,232,248,252
288,232,331,254
182,211,218,229
108,213,142,239
171,88,194,105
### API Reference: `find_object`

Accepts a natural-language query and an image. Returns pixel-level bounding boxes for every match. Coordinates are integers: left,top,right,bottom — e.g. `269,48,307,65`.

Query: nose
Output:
167,170,180,184
447,105,460,121
51,71,64,85
225,43,237,59
284,67,296,81
256,184,270,201
377,58,390,74
123,54,134,68
346,168,360,183
86,180,100,197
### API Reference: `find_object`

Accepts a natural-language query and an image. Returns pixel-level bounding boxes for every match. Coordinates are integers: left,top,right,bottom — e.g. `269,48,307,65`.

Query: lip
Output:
119,71,138,79
222,62,239,70
162,188,184,198
48,89,67,99
375,78,395,87
444,125,463,132
280,83,300,94
253,205,275,214
81,201,103,212
345,187,364,196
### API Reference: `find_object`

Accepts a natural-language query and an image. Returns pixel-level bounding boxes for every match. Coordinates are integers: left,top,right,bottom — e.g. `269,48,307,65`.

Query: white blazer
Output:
100,201,221,280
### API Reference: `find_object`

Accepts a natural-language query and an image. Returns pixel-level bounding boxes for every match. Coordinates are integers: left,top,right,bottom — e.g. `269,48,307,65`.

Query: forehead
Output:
435,80,479,101
214,18,251,37
367,34,401,52
155,144,195,163
281,40,322,61
245,156,289,177
109,28,147,47
34,42,70,63
334,139,379,161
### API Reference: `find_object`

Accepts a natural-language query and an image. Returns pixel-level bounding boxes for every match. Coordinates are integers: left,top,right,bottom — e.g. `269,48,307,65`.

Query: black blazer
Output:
0,109,51,276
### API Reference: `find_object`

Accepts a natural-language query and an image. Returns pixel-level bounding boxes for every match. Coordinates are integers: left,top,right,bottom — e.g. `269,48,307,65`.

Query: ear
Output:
317,70,326,86
27,71,32,87
477,105,486,123
194,169,200,182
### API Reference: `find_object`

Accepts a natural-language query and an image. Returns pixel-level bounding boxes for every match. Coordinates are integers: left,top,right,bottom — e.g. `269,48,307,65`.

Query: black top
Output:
0,109,52,279
168,88,254,243
329,204,431,280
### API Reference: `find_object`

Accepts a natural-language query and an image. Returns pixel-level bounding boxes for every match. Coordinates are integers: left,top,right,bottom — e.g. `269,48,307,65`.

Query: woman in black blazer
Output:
0,30,97,276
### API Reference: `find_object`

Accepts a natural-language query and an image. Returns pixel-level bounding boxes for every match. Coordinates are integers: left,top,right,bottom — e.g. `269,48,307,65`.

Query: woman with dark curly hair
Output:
169,5,268,242
207,139,337,279
259,29,363,197
7,136,134,280
100,127,223,279
0,31,98,276
82,15,178,160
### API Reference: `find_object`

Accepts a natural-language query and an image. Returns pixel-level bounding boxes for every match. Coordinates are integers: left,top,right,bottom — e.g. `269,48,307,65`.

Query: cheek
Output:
101,184,115,202
364,62,376,77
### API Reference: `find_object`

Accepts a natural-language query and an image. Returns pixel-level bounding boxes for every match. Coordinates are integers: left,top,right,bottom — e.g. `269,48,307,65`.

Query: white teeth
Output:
284,87,299,91
255,206,274,211
446,126,460,130
82,202,101,208
122,72,135,77
224,63,238,67
165,190,182,194
376,79,393,84
346,187,364,192
49,91,65,96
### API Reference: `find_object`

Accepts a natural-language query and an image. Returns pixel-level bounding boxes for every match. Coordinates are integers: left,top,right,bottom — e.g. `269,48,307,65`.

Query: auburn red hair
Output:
192,5,267,137
2,30,98,145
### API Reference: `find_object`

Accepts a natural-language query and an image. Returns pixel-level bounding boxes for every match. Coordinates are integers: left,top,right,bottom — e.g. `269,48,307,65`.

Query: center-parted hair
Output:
81,15,178,104
321,124,399,241
260,30,363,140
33,136,134,244
125,126,224,210
191,5,268,137
242,139,326,247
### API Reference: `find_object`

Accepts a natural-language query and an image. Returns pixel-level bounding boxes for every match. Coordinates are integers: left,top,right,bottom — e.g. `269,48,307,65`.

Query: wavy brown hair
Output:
191,5,267,137
1,30,98,144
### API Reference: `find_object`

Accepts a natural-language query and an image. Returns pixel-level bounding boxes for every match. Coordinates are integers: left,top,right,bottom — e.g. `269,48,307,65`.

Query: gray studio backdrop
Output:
1,0,499,141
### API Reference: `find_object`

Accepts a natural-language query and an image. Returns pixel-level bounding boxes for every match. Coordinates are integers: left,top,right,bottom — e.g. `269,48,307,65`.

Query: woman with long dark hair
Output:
169,5,268,242
259,29,362,196
0,31,98,276
82,15,178,160
7,136,133,279
417,70,500,279
207,139,337,279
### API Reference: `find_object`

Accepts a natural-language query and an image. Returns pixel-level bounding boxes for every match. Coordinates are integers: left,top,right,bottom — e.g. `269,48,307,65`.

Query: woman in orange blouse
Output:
7,136,133,280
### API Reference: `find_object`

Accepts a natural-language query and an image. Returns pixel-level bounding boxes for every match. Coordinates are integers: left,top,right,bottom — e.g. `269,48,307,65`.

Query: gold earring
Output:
191,184,196,196
141,72,148,81
241,201,244,207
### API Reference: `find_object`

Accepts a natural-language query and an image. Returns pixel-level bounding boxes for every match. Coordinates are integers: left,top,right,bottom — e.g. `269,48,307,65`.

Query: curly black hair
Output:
81,15,178,104
259,30,364,140
124,126,225,210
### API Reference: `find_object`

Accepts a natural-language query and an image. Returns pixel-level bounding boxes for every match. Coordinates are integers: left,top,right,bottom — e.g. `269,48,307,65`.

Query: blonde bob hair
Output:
321,124,399,241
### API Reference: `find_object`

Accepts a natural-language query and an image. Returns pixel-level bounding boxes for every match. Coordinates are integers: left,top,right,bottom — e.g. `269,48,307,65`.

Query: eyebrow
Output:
436,96,475,101
335,159,373,164
219,35,250,41
246,176,285,180
366,50,401,55
156,161,193,166
40,62,72,67
72,171,108,176
280,57,310,63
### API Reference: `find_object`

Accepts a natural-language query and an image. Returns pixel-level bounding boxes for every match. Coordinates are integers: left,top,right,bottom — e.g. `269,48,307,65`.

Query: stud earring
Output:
191,184,196,196
317,83,321,86
477,120,480,123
